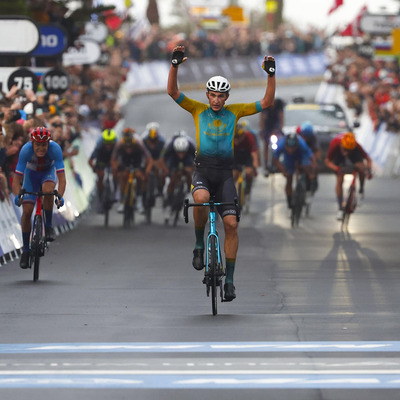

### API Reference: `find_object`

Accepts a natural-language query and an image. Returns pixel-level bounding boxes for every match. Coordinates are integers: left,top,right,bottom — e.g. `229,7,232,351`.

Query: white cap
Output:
23,102,34,115
78,104,90,117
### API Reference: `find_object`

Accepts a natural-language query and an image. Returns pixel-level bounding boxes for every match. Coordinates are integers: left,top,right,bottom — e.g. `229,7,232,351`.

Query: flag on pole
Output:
340,5,367,36
328,0,344,14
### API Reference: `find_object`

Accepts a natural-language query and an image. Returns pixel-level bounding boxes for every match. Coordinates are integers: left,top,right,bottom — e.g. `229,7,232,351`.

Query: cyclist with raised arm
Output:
233,120,259,205
273,133,314,211
89,128,117,212
141,122,168,196
167,44,276,302
111,127,150,213
324,131,372,220
12,127,66,269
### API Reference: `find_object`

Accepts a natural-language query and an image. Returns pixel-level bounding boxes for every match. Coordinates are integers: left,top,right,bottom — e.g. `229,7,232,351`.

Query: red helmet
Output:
30,126,51,143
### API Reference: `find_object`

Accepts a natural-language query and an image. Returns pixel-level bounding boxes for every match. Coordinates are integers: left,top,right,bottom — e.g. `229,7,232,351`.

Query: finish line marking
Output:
2,342,400,389
1,341,400,354
1,373,400,389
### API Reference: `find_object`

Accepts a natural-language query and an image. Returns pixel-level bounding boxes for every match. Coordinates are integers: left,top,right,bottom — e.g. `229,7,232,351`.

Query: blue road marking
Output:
2,342,400,389
0,341,400,354
1,374,400,389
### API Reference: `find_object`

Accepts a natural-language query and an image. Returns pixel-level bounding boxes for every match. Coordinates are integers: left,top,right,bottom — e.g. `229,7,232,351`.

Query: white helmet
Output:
173,136,189,152
206,76,231,93
175,129,188,137
146,121,160,140
146,121,160,132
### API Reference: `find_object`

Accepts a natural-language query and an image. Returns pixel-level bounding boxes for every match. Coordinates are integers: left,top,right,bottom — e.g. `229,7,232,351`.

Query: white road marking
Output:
1,341,400,353
2,341,400,388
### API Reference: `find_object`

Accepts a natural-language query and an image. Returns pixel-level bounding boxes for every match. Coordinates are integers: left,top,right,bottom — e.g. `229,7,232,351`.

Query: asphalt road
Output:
1,85,400,399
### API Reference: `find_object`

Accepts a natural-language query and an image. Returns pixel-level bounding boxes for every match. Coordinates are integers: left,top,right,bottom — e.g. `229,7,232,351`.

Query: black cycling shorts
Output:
191,167,237,218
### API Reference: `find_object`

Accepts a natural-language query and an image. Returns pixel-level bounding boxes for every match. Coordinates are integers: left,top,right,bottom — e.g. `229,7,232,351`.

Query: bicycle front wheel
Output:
173,183,185,227
291,194,300,228
237,180,245,212
103,182,112,228
145,173,157,224
123,182,135,228
31,215,42,282
209,235,218,316
342,186,355,231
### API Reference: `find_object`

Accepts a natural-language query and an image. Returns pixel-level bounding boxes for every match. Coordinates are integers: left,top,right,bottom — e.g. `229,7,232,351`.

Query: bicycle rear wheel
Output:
31,215,42,282
209,236,218,316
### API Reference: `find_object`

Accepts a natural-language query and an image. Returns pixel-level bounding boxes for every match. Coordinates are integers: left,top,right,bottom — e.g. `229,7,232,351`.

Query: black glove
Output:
171,49,184,67
263,59,276,77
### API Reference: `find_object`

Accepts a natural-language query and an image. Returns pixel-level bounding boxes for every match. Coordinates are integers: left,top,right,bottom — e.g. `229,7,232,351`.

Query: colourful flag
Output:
328,0,344,14
340,5,367,36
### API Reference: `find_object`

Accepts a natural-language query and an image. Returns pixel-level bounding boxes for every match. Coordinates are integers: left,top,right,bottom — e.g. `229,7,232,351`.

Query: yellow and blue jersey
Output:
175,92,262,169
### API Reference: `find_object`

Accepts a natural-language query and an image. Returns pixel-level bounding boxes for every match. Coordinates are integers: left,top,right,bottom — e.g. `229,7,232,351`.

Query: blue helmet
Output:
285,133,299,148
301,121,314,137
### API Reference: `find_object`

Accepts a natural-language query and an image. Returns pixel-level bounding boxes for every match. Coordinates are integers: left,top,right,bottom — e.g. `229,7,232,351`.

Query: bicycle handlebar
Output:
17,189,62,208
184,197,240,223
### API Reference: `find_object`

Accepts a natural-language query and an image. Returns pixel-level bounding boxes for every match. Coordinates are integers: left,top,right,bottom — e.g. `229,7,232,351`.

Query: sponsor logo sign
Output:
0,17,39,55
62,40,101,66
31,24,68,56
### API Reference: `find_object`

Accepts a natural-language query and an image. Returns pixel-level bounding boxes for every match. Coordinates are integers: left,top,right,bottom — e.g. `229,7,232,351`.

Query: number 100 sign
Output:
42,68,69,95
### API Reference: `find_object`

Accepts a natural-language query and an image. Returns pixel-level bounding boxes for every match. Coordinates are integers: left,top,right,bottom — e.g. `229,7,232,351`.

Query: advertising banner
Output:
31,24,68,57
0,17,39,55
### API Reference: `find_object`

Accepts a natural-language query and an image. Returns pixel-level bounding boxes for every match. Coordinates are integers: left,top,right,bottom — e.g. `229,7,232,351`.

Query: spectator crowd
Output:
126,22,326,62
0,45,128,202
324,45,400,133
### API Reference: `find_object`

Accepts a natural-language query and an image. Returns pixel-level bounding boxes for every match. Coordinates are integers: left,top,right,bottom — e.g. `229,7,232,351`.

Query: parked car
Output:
282,102,360,171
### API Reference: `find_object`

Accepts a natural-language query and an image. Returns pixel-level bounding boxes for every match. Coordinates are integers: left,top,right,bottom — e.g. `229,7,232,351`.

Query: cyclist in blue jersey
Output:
12,127,66,269
167,45,276,302
297,121,321,196
273,133,314,210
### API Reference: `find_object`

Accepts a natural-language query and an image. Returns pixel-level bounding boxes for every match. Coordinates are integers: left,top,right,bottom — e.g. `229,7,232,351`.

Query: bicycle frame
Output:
206,204,222,272
123,166,137,228
17,189,61,281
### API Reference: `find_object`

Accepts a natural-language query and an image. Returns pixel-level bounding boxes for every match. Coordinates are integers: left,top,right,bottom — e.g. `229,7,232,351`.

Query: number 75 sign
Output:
7,67,69,95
